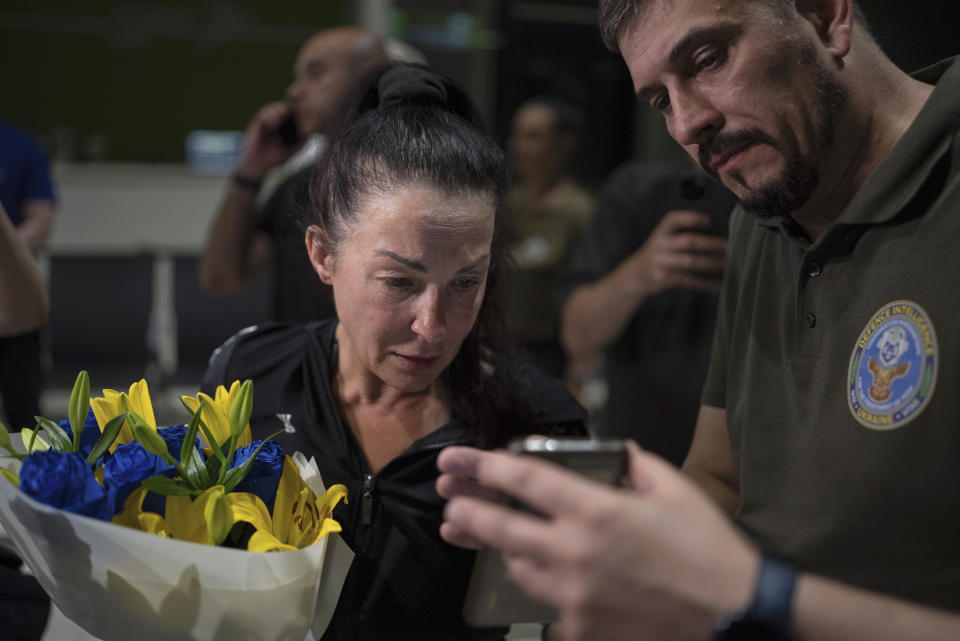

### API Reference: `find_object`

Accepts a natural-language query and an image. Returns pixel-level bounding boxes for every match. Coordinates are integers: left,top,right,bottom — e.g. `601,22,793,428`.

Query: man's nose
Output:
412,289,447,343
667,88,723,148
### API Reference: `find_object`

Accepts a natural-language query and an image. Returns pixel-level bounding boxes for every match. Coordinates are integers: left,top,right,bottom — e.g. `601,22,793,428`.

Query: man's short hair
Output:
598,0,868,52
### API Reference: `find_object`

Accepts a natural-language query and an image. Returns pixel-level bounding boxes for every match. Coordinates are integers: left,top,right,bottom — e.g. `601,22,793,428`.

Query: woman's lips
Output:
393,353,441,370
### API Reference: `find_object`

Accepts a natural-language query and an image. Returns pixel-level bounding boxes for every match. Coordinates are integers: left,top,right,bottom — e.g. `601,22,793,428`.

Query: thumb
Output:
624,440,680,494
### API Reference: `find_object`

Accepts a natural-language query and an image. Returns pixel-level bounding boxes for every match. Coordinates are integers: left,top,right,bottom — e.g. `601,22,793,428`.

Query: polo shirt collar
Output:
836,57,959,226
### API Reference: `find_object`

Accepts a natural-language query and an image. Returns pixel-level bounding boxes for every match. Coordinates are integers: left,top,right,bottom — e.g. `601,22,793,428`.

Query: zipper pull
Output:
361,473,374,526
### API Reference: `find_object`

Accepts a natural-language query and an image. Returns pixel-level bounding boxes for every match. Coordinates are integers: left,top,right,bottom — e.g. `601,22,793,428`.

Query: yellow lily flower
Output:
113,485,233,546
180,381,252,455
230,456,346,552
112,487,168,537
90,379,157,452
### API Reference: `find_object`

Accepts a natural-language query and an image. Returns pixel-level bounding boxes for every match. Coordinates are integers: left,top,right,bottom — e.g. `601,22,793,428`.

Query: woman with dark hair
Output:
203,62,586,640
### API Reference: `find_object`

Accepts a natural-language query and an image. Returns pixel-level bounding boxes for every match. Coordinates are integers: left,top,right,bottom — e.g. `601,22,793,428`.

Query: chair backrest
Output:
46,253,155,390
171,254,270,387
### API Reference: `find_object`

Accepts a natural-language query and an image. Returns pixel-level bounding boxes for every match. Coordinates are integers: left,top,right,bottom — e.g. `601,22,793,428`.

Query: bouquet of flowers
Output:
0,372,351,641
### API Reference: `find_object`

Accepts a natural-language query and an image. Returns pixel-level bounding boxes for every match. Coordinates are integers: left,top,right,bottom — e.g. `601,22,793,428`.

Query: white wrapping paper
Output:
0,452,353,641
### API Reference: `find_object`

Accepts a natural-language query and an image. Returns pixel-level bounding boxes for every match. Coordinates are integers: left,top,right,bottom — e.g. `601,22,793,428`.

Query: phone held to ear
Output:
461,437,629,628
276,113,300,147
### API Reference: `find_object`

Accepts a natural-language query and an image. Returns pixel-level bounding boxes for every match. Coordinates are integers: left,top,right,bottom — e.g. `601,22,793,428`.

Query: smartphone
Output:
461,437,629,628
276,113,301,147
680,174,729,237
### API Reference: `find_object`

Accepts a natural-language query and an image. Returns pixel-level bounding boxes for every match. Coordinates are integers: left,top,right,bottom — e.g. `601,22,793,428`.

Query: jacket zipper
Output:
361,473,374,526
335,439,463,641
359,439,463,526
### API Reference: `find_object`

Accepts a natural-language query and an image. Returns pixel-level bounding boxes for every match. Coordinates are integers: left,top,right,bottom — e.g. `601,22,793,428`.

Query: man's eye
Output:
652,94,671,112
694,48,725,73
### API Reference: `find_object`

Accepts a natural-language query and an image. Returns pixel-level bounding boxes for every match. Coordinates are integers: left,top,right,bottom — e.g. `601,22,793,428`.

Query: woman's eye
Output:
384,277,415,290
652,94,671,112
453,277,481,292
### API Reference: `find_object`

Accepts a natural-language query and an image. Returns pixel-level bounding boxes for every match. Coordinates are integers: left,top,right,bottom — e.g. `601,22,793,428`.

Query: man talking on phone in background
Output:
200,27,387,322
437,0,960,639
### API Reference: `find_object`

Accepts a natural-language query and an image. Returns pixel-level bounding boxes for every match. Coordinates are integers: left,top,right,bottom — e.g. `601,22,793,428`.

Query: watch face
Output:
715,614,793,641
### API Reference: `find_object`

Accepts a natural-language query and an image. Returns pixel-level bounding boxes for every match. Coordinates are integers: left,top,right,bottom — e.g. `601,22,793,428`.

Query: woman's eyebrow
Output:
375,250,490,275
375,250,427,272
456,255,490,275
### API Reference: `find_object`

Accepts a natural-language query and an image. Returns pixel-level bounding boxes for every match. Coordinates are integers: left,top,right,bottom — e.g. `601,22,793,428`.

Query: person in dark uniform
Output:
204,63,586,641
559,158,734,464
200,27,387,322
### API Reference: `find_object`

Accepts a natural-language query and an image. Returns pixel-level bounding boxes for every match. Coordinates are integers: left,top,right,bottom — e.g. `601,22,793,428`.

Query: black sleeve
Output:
556,161,665,306
254,166,312,237
522,363,589,437
201,326,248,395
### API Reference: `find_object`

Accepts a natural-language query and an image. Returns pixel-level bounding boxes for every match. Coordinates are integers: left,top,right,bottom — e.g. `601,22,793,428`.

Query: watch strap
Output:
752,553,797,630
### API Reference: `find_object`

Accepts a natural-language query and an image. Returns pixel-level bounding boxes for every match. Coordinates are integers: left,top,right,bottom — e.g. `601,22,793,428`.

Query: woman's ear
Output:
305,225,335,285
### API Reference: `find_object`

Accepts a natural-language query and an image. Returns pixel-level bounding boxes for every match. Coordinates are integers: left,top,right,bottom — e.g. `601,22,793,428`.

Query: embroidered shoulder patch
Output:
848,300,937,430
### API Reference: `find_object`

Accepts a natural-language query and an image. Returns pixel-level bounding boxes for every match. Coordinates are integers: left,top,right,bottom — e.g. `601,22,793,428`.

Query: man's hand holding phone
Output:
625,209,728,299
236,101,303,182
441,438,630,627
437,441,759,640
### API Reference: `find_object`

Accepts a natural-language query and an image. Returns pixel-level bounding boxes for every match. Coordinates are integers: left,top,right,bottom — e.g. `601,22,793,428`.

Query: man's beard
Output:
698,39,849,219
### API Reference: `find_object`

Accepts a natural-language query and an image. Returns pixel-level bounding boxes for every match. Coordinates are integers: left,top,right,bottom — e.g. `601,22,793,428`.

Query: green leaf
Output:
35,417,73,452
205,453,222,481
0,420,24,461
219,433,279,493
219,465,245,493
180,402,204,471
183,445,209,488
24,427,46,454
68,371,91,453
219,435,239,482
204,490,234,546
141,475,196,497
0,468,19,487
86,412,127,466
228,379,253,440
197,418,227,465
180,404,208,488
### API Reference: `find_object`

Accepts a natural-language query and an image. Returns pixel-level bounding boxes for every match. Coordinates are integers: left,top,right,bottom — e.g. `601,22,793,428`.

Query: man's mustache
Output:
698,129,779,178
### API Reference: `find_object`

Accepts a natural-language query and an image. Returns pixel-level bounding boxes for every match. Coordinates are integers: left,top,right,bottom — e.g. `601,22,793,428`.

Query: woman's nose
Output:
411,289,447,343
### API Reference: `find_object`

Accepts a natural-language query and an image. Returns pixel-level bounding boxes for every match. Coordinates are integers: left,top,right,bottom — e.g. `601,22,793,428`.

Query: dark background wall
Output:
1,1,348,162
1,0,957,173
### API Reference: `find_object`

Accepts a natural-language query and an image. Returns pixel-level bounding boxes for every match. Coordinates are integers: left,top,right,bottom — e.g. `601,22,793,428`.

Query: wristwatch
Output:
713,553,798,641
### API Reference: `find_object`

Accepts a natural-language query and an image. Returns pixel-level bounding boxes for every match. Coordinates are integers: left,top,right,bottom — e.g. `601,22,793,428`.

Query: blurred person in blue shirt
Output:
0,118,56,432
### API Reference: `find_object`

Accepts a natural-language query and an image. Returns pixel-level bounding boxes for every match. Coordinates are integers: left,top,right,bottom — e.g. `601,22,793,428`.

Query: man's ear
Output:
795,0,853,59
305,225,335,285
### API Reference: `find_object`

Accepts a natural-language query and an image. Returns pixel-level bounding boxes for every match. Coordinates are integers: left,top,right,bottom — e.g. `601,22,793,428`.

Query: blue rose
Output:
102,441,171,514
157,424,202,463
230,440,284,511
19,450,115,521
59,407,101,458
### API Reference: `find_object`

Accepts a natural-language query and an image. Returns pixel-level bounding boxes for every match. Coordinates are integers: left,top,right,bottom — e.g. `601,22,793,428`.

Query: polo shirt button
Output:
806,261,823,277
803,313,817,328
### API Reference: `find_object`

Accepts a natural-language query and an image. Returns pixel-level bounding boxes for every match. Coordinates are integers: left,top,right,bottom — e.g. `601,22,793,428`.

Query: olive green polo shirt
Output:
702,57,960,610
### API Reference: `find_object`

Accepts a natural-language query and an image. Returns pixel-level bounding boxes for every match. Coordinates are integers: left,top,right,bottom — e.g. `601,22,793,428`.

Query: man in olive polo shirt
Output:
435,0,960,639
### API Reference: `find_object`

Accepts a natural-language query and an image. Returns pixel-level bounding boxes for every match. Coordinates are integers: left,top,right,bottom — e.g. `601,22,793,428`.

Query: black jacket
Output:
203,319,586,640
